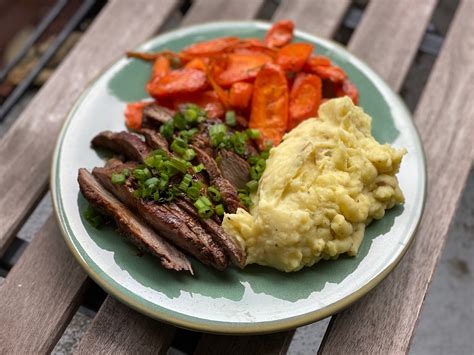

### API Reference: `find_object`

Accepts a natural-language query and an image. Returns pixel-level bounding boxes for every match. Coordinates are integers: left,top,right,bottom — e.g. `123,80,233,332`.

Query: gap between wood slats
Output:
319,0,474,353
0,0,179,257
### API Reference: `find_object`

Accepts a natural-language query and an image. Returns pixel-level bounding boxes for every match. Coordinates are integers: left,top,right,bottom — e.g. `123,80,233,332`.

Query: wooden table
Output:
0,0,472,353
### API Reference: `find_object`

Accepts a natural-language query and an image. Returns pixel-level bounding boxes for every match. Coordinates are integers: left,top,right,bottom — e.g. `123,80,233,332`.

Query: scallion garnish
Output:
192,163,205,173
246,128,261,139
182,148,196,161
209,123,227,147
111,173,126,185
84,205,104,228
194,196,214,218
207,186,221,202
246,180,258,193
215,204,225,216
178,174,193,192
225,111,237,127
160,119,174,140
167,157,188,173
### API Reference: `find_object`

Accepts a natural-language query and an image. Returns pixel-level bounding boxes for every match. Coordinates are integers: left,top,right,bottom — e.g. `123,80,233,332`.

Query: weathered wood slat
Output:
274,0,351,38
0,0,179,256
0,217,87,353
181,0,265,27
348,0,437,90
319,1,474,353
195,331,296,355
75,297,175,354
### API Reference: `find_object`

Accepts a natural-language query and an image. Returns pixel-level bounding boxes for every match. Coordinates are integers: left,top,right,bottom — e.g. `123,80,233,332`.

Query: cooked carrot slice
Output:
229,82,253,109
249,63,289,147
124,101,150,130
216,53,273,87
288,73,322,130
147,68,208,98
150,56,171,80
184,57,209,71
264,20,294,48
304,55,331,71
276,43,313,72
127,50,180,62
173,91,224,119
207,69,230,108
336,78,359,104
309,65,346,83
181,37,240,56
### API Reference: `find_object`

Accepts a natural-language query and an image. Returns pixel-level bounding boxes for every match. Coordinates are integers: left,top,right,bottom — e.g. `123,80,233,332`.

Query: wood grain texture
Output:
195,331,296,355
180,0,265,27
0,216,88,353
75,297,175,354
0,0,178,256
274,0,351,38
348,0,437,90
320,1,474,353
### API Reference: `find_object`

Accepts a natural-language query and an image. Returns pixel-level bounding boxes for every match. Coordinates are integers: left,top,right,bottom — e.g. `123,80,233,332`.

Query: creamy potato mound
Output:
222,97,406,272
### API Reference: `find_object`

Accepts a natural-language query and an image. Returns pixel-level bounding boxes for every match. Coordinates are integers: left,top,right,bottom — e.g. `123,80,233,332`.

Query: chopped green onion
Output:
167,157,188,173
209,124,227,147
246,128,261,139
111,173,126,185
173,112,187,130
248,155,259,165
194,197,214,218
225,111,237,126
170,137,187,155
215,204,225,216
207,186,221,202
260,151,269,159
182,148,196,161
250,166,260,180
145,177,159,187
239,193,253,207
160,119,174,140
178,174,193,192
246,180,258,193
255,159,266,173
84,205,104,228
184,107,198,123
133,190,142,199
187,186,200,200
133,168,151,181
158,173,169,191
122,169,130,177
192,163,205,173
153,191,160,201
180,128,198,141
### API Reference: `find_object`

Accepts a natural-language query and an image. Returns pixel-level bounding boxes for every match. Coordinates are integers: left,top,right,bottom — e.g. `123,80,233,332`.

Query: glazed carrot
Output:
124,101,150,130
127,50,180,62
264,20,294,48
288,73,322,130
184,57,209,71
309,65,346,83
216,53,273,87
229,82,253,109
249,63,289,147
173,91,224,119
276,43,313,72
181,37,240,56
147,68,208,98
304,55,331,70
207,67,230,108
336,78,359,104
151,56,170,80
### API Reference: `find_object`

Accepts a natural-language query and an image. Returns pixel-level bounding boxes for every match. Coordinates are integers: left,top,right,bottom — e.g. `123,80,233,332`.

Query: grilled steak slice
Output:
192,145,243,213
92,164,228,270
176,198,245,268
142,103,174,128
140,128,169,152
190,131,214,157
78,168,193,274
91,131,150,162
217,150,250,190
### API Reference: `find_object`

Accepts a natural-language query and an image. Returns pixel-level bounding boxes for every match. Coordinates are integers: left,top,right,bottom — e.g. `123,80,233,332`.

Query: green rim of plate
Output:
51,21,427,334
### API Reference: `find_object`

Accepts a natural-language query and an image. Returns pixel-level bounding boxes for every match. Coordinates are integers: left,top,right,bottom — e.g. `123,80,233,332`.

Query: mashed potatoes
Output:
222,97,406,272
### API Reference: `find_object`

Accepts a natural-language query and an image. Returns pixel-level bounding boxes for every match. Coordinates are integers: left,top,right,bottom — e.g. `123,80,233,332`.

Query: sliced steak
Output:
140,128,169,152
78,168,193,274
217,150,250,189
91,131,150,162
190,131,214,157
142,103,174,128
192,145,243,213
93,164,228,270
176,198,245,268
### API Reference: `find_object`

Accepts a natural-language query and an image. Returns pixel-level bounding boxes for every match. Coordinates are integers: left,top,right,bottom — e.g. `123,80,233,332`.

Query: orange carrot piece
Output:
207,69,230,108
173,91,224,119
182,37,240,56
304,55,331,71
216,53,273,87
336,78,359,104
147,68,208,98
276,43,313,72
229,82,253,109
127,50,180,62
151,56,171,80
309,65,347,83
184,57,209,71
288,73,322,130
249,63,289,147
124,101,150,130
264,20,294,48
